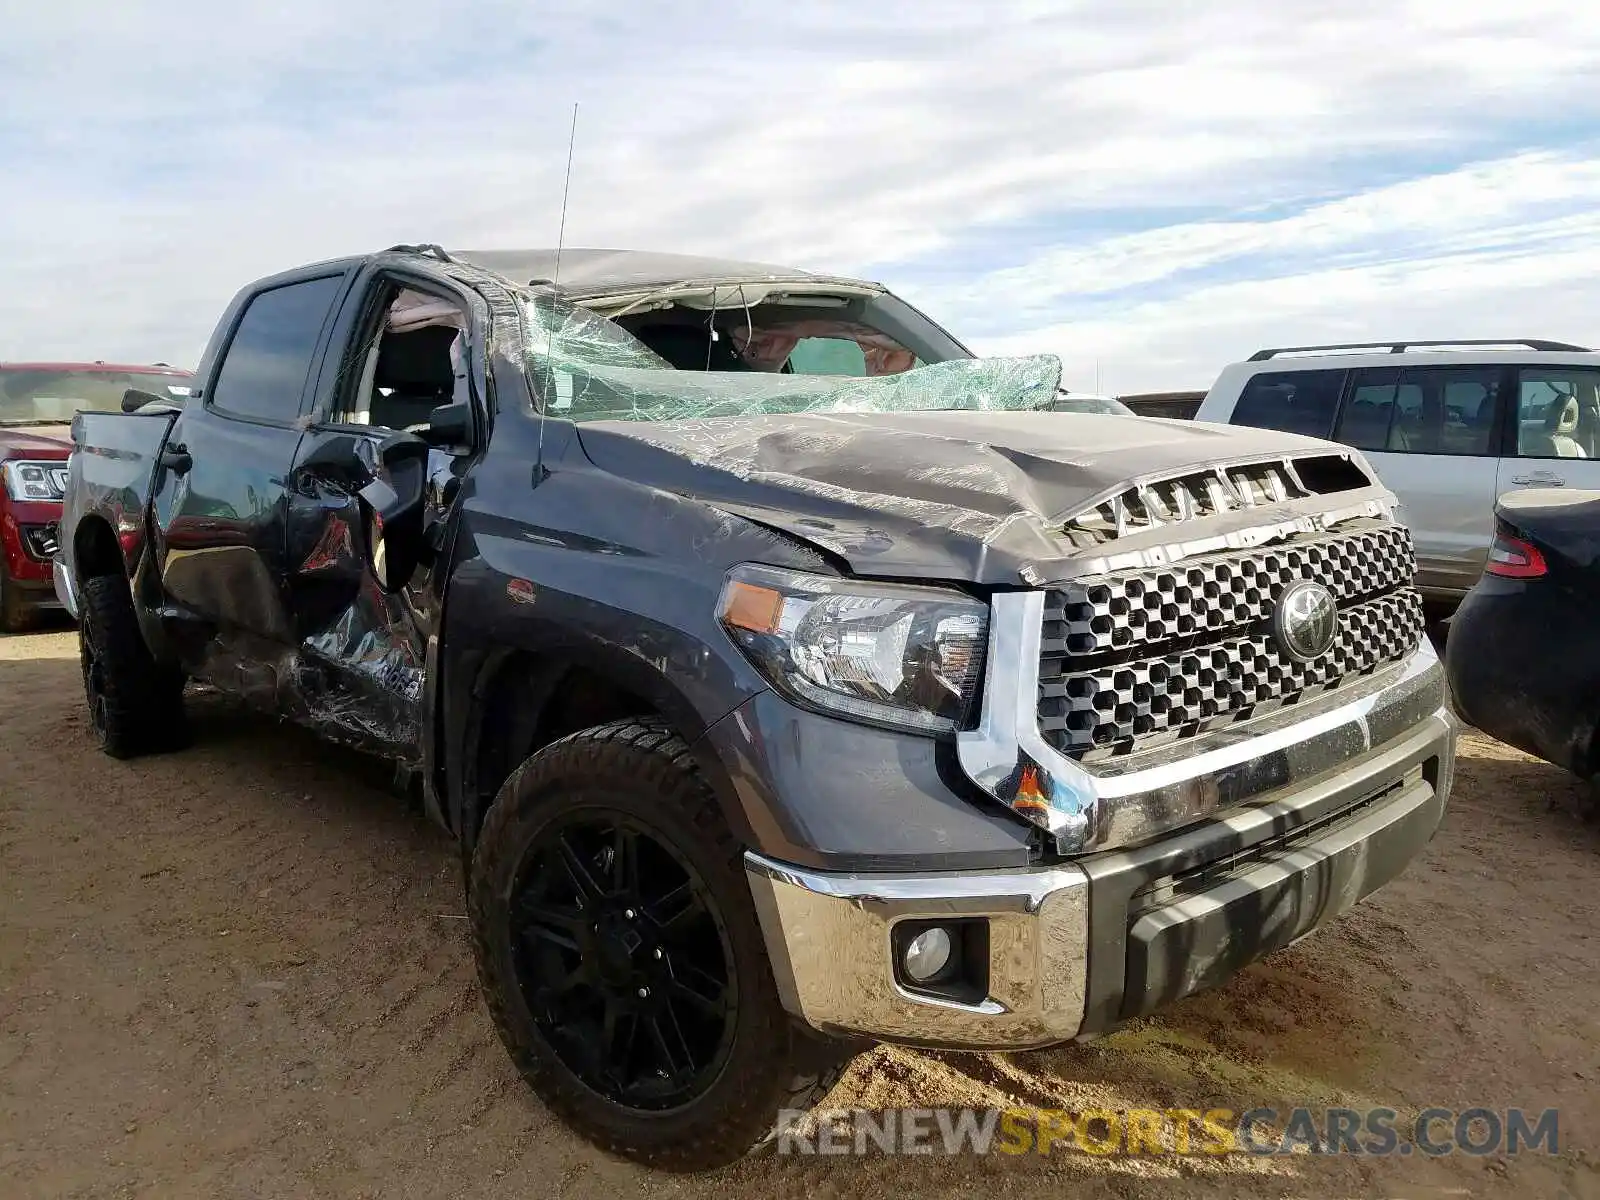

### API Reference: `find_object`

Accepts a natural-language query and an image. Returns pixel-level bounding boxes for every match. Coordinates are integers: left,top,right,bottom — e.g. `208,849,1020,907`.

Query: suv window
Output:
1513,367,1600,459
1439,373,1499,454
209,276,344,423
1337,368,1406,451
1336,365,1501,455
1230,370,1342,437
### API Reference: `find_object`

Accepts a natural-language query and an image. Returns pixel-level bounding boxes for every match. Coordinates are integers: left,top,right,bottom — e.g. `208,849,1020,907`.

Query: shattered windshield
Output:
520,291,1063,422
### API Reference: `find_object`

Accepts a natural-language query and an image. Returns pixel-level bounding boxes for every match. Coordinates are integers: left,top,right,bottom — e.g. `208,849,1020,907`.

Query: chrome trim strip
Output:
52,558,78,620
957,590,1447,853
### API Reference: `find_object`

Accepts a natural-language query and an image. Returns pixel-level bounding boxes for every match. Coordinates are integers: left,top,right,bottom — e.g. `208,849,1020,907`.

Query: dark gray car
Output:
55,246,1455,1170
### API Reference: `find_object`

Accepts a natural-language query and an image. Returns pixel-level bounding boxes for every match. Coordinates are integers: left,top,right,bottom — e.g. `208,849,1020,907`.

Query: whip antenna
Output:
536,102,580,482
553,103,579,284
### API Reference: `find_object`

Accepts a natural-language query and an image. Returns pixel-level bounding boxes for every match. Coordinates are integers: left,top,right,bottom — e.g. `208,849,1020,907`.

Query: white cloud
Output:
2,0,1599,387
954,153,1600,392
924,154,1600,311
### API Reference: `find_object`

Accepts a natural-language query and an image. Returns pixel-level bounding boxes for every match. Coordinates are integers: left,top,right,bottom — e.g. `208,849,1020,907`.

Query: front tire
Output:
78,574,187,758
468,719,850,1171
0,563,36,633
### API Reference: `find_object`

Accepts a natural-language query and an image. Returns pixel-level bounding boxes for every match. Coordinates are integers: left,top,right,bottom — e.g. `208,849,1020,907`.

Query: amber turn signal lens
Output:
721,580,784,634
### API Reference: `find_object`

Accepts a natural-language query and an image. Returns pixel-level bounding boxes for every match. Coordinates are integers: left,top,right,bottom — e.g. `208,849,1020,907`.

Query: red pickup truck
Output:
1,362,193,630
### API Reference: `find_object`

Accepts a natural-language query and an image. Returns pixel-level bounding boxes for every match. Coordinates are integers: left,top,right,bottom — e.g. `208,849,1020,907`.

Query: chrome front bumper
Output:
747,647,1455,1050
52,558,78,619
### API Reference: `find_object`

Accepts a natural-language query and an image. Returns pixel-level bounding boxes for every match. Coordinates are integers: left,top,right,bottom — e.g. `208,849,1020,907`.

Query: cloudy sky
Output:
3,0,1599,393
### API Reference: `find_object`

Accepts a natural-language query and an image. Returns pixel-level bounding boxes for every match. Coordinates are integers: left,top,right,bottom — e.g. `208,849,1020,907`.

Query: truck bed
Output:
60,409,178,581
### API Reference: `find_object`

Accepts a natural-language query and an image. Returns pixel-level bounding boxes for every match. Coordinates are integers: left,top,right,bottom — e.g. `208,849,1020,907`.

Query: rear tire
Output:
468,718,851,1171
0,564,36,633
78,574,187,758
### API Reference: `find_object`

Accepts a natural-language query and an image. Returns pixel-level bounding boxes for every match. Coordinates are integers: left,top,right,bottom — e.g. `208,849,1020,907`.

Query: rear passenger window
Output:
209,276,344,423
786,337,870,376
1230,370,1342,438
1337,366,1501,455
1337,368,1405,451
1437,371,1501,455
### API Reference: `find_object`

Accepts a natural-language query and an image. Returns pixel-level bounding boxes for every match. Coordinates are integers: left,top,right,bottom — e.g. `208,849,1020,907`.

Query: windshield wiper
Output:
0,418,73,427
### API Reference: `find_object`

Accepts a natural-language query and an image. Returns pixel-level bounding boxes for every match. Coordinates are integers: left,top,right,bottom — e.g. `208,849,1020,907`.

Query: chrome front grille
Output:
1037,521,1423,762
1043,522,1414,659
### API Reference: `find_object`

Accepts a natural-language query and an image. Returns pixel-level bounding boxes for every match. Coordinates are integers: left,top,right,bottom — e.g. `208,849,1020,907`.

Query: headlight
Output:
717,563,989,735
1,460,67,502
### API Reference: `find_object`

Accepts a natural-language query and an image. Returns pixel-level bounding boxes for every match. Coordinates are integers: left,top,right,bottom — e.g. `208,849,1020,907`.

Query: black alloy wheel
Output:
469,720,855,1169
509,810,737,1111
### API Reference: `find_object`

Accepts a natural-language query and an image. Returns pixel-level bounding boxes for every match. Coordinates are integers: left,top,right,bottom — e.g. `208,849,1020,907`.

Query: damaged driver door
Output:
280,422,464,763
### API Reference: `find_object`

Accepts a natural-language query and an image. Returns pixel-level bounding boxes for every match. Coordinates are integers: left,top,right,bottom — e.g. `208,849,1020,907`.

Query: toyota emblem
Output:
1273,580,1338,663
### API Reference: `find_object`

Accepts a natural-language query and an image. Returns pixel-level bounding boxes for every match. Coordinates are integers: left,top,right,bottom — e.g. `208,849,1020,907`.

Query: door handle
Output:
159,444,193,475
1510,472,1563,486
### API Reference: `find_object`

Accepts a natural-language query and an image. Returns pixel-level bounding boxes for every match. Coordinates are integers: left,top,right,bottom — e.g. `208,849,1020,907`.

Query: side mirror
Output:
421,400,472,449
122,387,167,413
355,432,431,591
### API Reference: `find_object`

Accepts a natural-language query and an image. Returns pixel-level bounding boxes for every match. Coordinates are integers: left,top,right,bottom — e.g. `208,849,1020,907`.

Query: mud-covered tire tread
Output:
79,573,187,758
469,717,852,1171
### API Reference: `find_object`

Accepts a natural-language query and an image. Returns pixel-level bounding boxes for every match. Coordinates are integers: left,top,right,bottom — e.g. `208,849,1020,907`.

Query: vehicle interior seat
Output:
1546,394,1587,457
1521,393,1586,458
368,324,459,431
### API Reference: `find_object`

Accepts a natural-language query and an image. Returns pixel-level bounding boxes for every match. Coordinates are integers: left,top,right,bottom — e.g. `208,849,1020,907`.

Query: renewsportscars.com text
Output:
776,1106,1559,1158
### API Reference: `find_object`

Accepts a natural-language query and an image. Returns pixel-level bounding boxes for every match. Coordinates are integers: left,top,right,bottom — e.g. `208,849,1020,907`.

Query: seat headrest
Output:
1546,394,1581,435
374,325,457,392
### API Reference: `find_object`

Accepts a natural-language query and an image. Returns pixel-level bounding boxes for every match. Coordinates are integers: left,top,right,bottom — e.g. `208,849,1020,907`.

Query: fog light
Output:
902,926,954,984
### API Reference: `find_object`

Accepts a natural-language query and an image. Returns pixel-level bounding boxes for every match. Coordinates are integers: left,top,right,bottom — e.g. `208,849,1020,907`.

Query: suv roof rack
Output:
1247,338,1591,361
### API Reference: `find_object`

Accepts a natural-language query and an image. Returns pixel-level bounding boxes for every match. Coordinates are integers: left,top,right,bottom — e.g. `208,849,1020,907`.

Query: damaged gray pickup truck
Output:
55,245,1456,1170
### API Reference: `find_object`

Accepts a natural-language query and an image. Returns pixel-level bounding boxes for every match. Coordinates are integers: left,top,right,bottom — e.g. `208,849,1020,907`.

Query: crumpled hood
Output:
576,410,1342,583
0,425,72,458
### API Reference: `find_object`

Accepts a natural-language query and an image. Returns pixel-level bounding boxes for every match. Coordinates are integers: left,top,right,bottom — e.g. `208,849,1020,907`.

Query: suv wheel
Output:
78,574,187,758
469,719,851,1171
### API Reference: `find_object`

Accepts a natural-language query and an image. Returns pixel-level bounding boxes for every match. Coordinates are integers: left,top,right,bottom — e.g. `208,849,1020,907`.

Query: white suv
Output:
1195,339,1600,612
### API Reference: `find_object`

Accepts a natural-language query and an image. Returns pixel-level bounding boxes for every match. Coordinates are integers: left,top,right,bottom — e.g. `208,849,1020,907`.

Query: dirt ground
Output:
2,626,1597,1200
